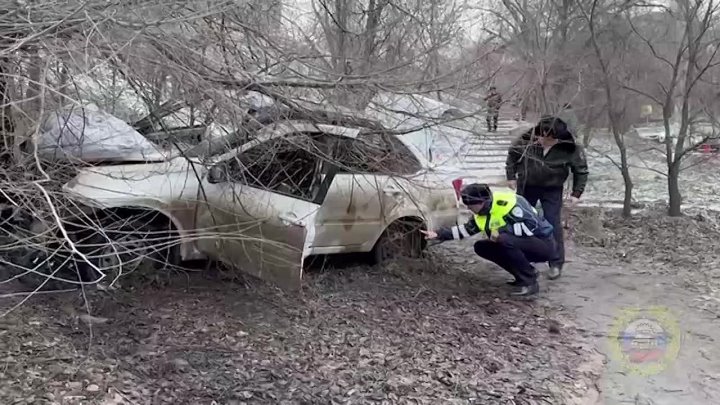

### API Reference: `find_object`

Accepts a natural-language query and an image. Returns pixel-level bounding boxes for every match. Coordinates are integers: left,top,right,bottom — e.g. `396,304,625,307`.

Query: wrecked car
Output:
59,118,504,290
1,100,302,289
0,106,189,289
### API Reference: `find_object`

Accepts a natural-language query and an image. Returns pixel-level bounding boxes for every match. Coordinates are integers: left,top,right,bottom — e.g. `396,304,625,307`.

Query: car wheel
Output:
77,217,180,289
370,219,426,265
2,211,87,291
11,248,86,291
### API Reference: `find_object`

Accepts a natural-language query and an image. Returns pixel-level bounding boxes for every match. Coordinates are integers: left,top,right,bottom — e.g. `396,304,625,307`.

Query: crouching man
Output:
420,183,556,297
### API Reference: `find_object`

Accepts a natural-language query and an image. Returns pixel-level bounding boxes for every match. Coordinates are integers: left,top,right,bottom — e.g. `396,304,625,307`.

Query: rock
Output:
170,358,191,371
66,382,82,390
86,384,100,392
634,393,656,405
78,315,110,326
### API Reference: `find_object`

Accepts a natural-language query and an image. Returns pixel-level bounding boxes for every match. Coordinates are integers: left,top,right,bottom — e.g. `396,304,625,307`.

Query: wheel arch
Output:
93,206,181,231
77,204,195,261
372,215,428,246
370,215,428,251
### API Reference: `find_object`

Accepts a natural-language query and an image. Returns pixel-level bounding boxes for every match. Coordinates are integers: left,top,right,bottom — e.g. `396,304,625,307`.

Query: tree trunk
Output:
24,54,43,117
667,162,682,216
619,147,633,218
0,60,15,148
611,123,633,218
354,0,386,110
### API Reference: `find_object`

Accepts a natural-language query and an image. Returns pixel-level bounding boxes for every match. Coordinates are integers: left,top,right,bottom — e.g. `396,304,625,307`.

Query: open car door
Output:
194,134,335,290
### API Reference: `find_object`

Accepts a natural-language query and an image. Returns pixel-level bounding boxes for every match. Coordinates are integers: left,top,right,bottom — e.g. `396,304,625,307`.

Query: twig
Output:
0,288,77,299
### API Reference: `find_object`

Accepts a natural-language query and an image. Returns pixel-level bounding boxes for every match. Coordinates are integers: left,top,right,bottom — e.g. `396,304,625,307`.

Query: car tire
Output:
75,216,180,289
11,247,86,291
1,207,87,291
370,219,426,266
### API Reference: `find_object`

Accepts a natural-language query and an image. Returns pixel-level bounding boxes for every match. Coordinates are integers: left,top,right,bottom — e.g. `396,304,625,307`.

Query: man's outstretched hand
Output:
566,196,580,208
420,230,438,240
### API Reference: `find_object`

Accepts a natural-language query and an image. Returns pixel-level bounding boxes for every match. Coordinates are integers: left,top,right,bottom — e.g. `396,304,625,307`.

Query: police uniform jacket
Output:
436,191,554,241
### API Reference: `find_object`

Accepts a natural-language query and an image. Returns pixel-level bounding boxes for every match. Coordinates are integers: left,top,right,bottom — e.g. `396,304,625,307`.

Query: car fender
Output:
62,162,204,260
365,200,442,250
74,199,201,261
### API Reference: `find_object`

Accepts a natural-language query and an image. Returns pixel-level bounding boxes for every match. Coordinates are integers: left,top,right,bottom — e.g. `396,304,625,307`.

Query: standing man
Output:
505,116,589,280
421,183,556,297
484,86,502,132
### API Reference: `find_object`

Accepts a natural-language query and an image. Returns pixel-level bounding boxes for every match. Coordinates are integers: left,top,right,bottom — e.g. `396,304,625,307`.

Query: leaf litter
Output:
0,252,601,404
570,205,720,315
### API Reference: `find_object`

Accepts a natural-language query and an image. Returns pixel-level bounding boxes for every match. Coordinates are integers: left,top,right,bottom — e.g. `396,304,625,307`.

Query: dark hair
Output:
461,183,491,206
533,116,569,139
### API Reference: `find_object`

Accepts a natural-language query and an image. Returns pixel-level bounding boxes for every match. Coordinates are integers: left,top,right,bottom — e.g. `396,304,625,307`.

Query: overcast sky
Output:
280,0,491,43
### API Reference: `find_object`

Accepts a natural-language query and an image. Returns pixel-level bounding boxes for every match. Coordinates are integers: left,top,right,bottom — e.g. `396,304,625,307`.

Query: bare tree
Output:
310,0,472,108
621,0,720,216
481,0,595,116
581,0,639,217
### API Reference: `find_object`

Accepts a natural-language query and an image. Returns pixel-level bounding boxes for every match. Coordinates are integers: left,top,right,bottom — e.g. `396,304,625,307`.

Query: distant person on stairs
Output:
504,116,589,280
484,86,502,132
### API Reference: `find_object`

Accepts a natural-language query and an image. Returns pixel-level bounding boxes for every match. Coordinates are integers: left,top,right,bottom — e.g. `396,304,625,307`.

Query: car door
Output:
312,172,393,249
311,132,418,248
194,134,335,290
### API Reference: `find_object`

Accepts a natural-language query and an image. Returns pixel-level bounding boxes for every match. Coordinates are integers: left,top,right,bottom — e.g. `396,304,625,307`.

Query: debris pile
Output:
571,206,720,265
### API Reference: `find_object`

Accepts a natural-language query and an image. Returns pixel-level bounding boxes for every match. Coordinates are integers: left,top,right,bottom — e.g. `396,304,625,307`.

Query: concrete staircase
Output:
453,111,532,179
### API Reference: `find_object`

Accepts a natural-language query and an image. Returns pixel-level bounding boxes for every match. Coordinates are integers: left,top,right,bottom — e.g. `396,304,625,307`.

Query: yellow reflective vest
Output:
473,191,517,238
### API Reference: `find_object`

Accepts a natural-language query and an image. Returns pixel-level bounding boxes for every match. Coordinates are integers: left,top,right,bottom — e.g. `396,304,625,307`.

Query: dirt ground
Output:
5,207,720,404
0,252,601,405
564,207,720,405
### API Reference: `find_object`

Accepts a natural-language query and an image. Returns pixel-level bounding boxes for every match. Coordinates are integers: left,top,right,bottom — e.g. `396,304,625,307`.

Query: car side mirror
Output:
207,165,228,184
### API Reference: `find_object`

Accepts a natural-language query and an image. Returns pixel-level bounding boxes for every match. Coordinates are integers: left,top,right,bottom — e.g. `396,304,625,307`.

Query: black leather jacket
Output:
505,129,589,198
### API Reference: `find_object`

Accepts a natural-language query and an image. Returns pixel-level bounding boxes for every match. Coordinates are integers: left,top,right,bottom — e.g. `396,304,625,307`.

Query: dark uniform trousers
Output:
518,185,565,267
473,233,557,286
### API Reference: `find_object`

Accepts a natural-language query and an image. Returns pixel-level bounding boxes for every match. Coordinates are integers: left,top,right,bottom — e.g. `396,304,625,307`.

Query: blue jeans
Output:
474,233,557,286
518,185,564,267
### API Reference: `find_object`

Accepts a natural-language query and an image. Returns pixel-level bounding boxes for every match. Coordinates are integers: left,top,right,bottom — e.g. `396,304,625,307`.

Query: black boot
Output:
510,282,539,297
548,264,562,280
506,267,538,286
